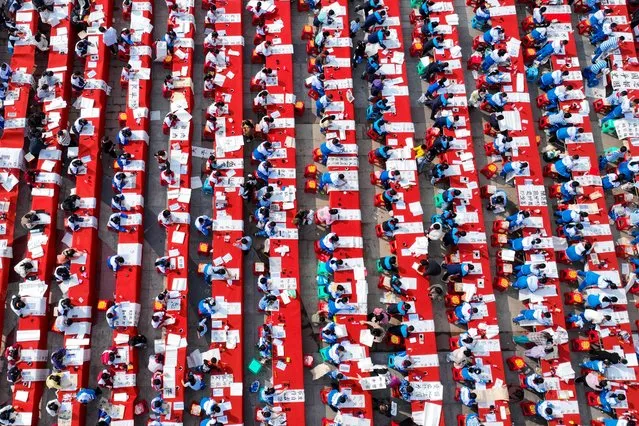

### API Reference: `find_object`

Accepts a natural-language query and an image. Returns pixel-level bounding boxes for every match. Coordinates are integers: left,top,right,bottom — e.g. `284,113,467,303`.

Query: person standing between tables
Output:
99,26,118,55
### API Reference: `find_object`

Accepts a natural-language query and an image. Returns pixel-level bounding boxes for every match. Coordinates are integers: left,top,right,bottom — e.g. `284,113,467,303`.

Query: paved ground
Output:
0,1,637,425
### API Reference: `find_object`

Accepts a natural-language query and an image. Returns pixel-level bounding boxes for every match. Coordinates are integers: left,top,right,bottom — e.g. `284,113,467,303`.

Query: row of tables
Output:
11,0,76,423
376,2,448,425
256,0,306,421
575,0,639,420
412,1,514,423
202,0,245,423
309,0,373,423
0,0,36,337
101,0,152,422
147,0,195,422
54,0,110,423
477,1,584,423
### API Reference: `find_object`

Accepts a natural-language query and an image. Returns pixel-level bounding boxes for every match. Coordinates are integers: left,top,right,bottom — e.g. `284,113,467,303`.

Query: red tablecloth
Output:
415,2,514,422
316,0,373,421
474,2,582,423
51,2,108,424
203,0,245,423
0,9,38,341
260,0,306,421
11,4,76,423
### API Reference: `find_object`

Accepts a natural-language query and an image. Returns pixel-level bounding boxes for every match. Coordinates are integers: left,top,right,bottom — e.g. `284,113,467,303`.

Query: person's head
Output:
542,312,551,319
604,315,612,321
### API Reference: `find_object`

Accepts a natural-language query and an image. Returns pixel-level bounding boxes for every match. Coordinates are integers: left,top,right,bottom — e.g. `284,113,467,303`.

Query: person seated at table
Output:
369,98,391,121
512,275,546,293
504,210,529,231
378,169,400,190
598,390,627,415
522,373,547,395
481,48,510,73
319,138,345,164
370,74,386,99
313,5,336,28
513,308,552,325
535,400,556,421
315,93,333,117
515,261,546,279
590,349,628,366
486,189,507,212
593,35,624,62
508,234,542,253
575,371,609,392
421,19,442,39
258,294,278,311
319,172,347,192
326,343,347,366
319,232,339,255
14,258,35,278
451,301,477,325
387,324,414,341
422,35,444,57
197,297,217,318
585,294,618,309
66,214,84,233
106,255,125,273
483,26,504,46
376,217,400,239
321,322,339,344
250,142,276,166
163,30,177,54
426,135,453,162
327,296,354,318
535,39,567,65
96,368,114,388
442,227,465,248
35,83,53,103
591,20,618,45
257,336,272,361
434,113,462,132
558,180,582,204
484,91,508,113
429,163,449,185
602,97,639,125
9,295,27,318
194,215,213,236
424,92,452,120
618,159,639,181
583,59,609,88
420,60,449,83
0,63,11,84
602,172,624,190
105,303,121,328
315,30,331,52
107,212,130,233
362,8,386,32
151,396,169,416
254,40,272,60
377,255,397,274
568,309,611,328
313,207,338,228
566,240,592,263
458,386,477,408
67,158,86,177
367,29,390,50
203,30,221,52
459,365,489,385
552,153,580,181
162,112,179,135
499,160,529,180
581,358,612,375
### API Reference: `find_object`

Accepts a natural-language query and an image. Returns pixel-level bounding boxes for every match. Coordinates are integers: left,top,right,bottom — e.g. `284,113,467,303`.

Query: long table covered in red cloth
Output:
409,1,513,422
201,0,245,423
54,0,109,423
539,3,639,421
308,0,373,422
258,0,306,421
468,1,582,423
0,4,37,338
11,1,76,423
102,0,152,422
567,0,639,420
366,2,449,425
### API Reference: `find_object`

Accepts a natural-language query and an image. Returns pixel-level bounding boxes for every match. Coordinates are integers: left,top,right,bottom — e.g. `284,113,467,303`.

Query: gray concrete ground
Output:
0,1,637,425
